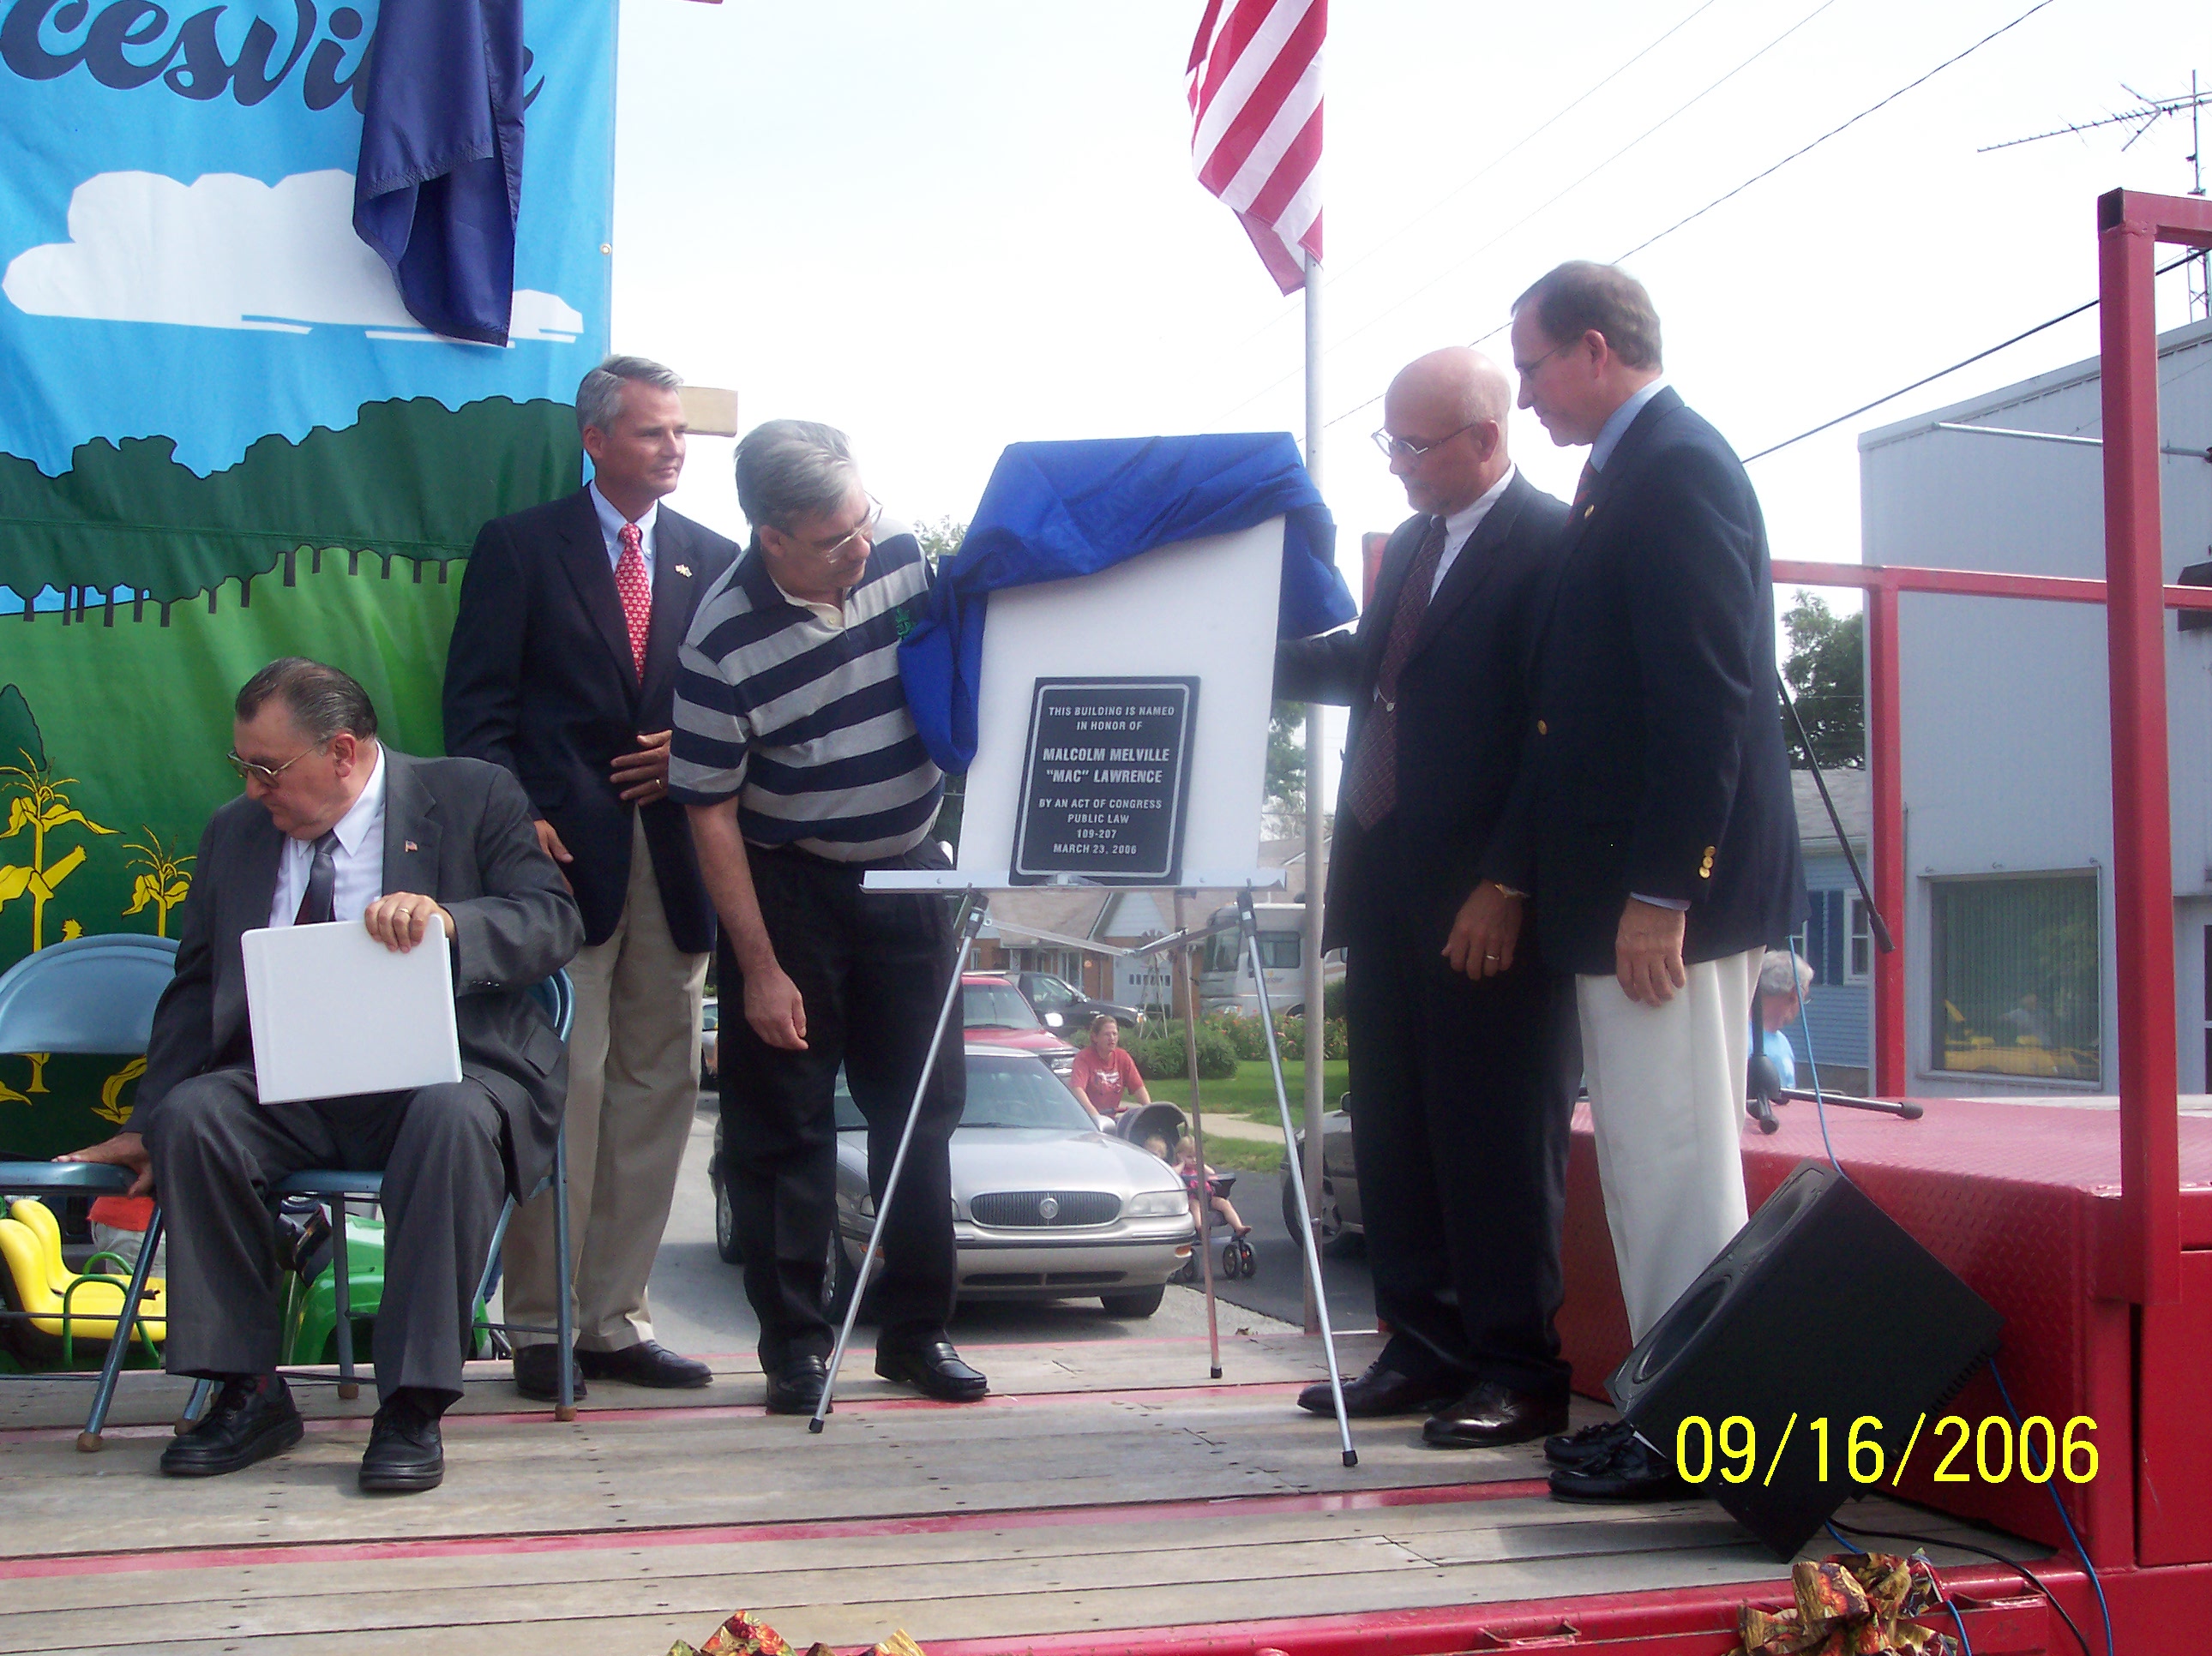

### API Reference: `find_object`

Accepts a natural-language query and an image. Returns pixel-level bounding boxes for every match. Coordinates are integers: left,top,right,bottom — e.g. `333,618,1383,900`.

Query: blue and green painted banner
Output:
0,0,616,1151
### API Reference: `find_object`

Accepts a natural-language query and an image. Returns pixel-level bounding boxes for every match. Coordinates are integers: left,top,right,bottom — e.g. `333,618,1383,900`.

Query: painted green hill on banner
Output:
0,397,580,604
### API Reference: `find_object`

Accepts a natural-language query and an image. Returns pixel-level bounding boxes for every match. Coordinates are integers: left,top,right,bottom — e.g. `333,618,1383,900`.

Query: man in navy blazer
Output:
1493,263,1803,1501
1277,347,1581,1449
445,357,737,1400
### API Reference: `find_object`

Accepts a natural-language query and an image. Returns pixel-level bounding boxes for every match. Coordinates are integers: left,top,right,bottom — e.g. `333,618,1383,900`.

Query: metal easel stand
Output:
1240,888,1355,1466
811,892,990,1432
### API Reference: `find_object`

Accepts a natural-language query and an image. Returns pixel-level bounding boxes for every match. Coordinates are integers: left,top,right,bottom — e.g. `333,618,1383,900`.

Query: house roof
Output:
1793,767,1869,848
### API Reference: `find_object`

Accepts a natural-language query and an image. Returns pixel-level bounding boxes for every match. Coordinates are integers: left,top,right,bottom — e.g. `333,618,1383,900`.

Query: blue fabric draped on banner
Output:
899,433,1355,775
354,0,526,346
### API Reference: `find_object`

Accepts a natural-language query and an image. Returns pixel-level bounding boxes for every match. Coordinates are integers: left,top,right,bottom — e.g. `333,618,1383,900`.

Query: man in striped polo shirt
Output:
670,419,986,1413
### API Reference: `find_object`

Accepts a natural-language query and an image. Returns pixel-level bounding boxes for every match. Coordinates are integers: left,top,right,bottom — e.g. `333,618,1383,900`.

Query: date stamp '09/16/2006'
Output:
1671,1413,2100,1488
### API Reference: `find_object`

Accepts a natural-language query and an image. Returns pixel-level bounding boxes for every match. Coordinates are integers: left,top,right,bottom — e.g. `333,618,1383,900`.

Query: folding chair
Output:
0,933,182,1450
178,969,580,1429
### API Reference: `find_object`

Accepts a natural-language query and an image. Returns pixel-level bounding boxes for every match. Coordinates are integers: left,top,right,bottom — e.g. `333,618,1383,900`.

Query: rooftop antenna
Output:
1983,78,2212,319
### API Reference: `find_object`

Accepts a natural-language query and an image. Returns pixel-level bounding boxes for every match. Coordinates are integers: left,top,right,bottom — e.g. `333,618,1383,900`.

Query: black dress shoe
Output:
876,1339,989,1402
512,1343,586,1402
1297,1356,1458,1419
1545,1416,1633,1469
577,1341,713,1389
159,1377,303,1478
359,1393,444,1493
1548,1427,1694,1502
1422,1380,1571,1449
764,1353,829,1415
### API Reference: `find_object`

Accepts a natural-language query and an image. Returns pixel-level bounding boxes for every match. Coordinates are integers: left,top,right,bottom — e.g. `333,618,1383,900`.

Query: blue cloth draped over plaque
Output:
354,0,527,345
900,433,1354,774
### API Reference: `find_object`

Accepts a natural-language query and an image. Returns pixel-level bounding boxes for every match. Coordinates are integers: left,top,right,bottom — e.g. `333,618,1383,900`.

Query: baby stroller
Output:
1119,1105,1255,1282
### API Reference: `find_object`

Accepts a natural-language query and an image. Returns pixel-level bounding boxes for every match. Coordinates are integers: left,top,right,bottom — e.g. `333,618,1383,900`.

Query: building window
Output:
1929,873,2099,1084
1846,895,1873,985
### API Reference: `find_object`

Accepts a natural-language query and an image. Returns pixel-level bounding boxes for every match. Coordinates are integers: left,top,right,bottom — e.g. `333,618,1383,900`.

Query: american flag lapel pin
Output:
675,564,692,577
405,840,418,853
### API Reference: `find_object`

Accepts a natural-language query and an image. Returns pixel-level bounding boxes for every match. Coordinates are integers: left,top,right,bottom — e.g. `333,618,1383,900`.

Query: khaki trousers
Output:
1577,945,1760,1344
504,813,707,1352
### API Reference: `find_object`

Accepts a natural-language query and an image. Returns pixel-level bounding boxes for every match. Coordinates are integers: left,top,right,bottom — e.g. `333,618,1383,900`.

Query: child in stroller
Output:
1174,1136,1256,1279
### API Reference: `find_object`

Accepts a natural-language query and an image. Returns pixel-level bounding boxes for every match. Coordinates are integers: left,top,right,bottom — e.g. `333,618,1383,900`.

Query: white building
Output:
1858,315,2212,1095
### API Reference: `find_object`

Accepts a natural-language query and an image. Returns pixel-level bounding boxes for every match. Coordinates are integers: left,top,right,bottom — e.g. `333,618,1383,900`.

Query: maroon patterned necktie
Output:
614,522,652,680
1572,459,1597,513
1340,514,1450,830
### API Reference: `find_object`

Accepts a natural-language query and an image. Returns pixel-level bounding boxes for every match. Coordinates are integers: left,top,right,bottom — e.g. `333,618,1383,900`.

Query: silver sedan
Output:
712,1047,1199,1318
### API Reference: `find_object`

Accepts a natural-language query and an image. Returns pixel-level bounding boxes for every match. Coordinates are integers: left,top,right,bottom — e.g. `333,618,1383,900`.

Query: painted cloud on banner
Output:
3,170,580,344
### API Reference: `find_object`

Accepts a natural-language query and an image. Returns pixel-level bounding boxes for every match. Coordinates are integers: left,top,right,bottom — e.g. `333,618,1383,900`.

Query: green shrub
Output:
1210,1011,1273,1062
1322,977,1347,1021
1129,1021,1238,1082
1274,1013,1349,1062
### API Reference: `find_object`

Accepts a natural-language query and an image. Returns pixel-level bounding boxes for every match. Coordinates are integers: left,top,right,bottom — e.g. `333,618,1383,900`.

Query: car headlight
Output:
1048,1053,1076,1074
1123,1190,1188,1217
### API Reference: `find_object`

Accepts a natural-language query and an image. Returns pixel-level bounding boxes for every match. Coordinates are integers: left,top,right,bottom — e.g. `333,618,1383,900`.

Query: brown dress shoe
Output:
1422,1379,1571,1449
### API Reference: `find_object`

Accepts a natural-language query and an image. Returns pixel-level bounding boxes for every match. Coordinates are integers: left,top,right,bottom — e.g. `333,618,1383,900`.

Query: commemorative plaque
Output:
1010,677,1199,885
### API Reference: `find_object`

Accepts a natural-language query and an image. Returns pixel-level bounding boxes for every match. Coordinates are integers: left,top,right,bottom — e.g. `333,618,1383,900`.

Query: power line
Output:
1220,0,1847,420
1741,252,2197,464
1615,0,2059,261
1315,0,2069,438
1324,0,1725,290
1211,0,1730,367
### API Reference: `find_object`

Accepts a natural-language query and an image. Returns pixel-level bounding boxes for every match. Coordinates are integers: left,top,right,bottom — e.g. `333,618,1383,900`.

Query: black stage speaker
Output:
1608,1160,2003,1560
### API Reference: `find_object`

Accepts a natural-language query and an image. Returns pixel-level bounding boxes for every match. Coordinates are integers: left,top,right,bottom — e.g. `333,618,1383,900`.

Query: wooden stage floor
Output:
0,1332,2042,1654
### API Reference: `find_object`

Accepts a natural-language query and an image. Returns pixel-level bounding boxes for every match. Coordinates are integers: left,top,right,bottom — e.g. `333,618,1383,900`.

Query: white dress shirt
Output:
268,746,387,929
1429,465,1517,599
589,481,658,579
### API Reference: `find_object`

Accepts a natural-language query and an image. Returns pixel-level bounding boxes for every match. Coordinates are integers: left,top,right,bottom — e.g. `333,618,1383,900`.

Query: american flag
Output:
1186,0,1325,295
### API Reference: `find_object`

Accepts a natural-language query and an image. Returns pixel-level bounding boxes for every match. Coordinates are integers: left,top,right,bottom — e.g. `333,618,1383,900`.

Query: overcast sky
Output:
607,0,2207,791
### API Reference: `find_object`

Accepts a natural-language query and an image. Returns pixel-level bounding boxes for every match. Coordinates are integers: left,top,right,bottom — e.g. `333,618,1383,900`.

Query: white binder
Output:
241,920,464,1105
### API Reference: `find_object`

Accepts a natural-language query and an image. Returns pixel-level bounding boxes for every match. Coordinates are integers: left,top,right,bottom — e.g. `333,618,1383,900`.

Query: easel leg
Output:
1242,889,1355,1467
812,892,989,1432
1176,916,1222,1381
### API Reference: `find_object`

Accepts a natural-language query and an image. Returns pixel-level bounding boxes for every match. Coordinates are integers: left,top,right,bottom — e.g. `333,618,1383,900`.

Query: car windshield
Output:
832,1059,1094,1131
1026,975,1074,1008
960,1059,1096,1129
964,981,1042,1030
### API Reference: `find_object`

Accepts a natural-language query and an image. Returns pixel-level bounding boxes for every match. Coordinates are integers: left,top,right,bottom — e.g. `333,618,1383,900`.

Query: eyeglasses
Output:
226,743,322,784
802,495,884,560
1512,337,1578,381
1370,422,1476,463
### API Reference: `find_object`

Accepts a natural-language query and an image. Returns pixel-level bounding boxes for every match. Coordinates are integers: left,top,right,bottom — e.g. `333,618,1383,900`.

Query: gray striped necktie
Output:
295,831,340,926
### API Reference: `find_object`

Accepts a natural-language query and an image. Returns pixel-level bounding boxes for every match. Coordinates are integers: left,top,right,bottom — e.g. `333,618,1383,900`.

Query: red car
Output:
962,974,1079,1077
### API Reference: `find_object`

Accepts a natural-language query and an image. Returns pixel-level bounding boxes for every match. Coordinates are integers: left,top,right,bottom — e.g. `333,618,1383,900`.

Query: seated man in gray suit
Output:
63,658,582,1492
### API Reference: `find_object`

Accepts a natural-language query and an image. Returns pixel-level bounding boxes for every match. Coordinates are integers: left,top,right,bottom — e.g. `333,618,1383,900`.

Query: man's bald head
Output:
1379,347,1514,516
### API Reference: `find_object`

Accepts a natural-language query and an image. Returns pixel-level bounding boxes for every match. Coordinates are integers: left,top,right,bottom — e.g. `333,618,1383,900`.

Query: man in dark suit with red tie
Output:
1276,346,1580,1449
1495,262,1803,1502
445,357,738,1400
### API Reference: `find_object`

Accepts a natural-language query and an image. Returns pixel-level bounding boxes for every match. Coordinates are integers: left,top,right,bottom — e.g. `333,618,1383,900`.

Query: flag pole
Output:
1299,248,1328,1339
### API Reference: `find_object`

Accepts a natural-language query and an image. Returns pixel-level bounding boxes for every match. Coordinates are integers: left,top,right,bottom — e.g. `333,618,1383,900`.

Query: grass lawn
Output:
1142,1059,1349,1126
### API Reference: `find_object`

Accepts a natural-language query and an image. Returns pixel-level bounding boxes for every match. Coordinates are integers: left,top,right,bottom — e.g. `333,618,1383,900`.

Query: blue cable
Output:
1786,939,1852,1183
1990,1357,2115,1656
1824,1520,1975,1656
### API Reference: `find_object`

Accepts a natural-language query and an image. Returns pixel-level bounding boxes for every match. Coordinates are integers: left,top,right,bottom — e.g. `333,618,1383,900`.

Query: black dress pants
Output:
717,843,965,1369
1340,822,1581,1397
142,1066,508,1405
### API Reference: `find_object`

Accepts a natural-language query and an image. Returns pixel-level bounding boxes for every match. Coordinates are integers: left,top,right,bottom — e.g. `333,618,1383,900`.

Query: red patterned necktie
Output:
1340,514,1450,830
614,521,652,680
1572,459,1598,513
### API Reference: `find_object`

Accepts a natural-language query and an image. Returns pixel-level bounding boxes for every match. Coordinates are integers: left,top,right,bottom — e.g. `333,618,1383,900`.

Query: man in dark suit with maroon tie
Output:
1276,346,1580,1449
444,357,737,1401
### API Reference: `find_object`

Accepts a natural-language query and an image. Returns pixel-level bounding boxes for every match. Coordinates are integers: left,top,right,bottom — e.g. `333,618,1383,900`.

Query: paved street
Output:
1182,1155,1377,1335
641,1100,1311,1372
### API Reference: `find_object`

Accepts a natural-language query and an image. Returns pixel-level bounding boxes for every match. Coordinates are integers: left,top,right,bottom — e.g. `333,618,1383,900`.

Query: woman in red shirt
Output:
1068,1015,1150,1121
